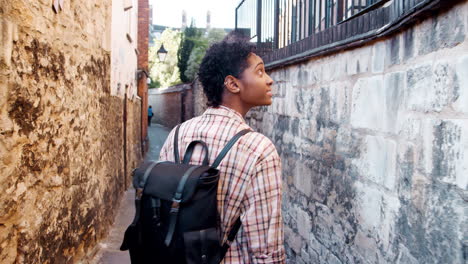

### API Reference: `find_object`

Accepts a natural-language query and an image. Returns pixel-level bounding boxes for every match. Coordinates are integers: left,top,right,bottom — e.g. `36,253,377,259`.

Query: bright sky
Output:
150,0,241,29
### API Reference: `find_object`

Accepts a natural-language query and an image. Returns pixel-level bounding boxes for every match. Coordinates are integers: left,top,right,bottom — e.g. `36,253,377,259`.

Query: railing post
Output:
309,0,314,36
257,0,262,45
337,0,344,23
235,7,238,30
274,0,279,49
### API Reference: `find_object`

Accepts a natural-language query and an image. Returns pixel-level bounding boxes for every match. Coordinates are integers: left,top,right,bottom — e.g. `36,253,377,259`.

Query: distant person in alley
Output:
147,105,153,126
159,32,285,263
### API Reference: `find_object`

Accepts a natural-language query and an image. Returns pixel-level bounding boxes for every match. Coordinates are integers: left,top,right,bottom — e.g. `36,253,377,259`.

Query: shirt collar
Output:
204,105,246,124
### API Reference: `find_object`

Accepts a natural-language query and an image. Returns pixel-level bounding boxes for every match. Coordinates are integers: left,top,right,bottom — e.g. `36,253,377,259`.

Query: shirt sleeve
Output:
241,142,285,264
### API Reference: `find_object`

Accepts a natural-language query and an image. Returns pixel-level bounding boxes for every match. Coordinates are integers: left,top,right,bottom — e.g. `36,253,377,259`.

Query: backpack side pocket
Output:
183,227,221,264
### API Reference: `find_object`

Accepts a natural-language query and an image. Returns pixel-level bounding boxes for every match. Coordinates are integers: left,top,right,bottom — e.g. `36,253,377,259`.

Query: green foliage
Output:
149,28,182,88
177,22,203,83
178,27,227,83
184,46,207,81
206,28,227,45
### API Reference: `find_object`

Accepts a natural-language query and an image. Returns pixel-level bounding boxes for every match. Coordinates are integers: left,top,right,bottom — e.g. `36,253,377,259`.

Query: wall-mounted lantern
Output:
157,44,168,62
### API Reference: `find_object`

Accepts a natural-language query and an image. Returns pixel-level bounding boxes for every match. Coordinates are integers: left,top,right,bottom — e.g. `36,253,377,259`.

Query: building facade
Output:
0,0,142,262
138,0,150,151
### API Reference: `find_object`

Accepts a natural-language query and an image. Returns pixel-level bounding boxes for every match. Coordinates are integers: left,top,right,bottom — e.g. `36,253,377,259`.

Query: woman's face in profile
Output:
237,53,274,107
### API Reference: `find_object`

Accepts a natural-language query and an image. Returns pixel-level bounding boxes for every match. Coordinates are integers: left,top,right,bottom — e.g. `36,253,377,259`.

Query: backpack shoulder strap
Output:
211,129,251,169
173,124,181,163
213,129,251,261
219,217,242,261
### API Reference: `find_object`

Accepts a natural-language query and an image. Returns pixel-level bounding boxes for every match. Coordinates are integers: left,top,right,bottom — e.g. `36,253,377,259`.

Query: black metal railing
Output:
235,0,452,68
236,0,387,49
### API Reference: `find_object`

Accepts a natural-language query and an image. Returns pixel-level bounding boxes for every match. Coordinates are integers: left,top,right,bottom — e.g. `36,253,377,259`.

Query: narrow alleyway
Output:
91,124,171,264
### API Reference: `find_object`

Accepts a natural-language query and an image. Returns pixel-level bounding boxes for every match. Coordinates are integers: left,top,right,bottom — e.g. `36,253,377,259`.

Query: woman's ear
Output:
224,75,241,94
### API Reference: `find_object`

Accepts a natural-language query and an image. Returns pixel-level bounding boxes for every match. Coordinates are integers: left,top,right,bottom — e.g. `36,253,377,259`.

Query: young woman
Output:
159,34,285,264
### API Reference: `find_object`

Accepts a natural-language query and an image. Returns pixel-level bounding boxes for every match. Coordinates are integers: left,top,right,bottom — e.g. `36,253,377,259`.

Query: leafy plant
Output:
149,28,182,88
177,21,202,83
178,26,227,83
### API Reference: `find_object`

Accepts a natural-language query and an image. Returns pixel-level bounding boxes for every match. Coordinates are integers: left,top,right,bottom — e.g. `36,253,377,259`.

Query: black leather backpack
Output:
120,125,250,264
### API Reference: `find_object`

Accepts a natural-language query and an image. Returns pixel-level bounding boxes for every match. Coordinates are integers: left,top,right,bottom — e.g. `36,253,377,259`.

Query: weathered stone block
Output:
372,41,386,73
273,79,287,98
420,119,436,175
350,76,385,131
396,143,416,201
288,66,300,88
302,59,322,85
0,81,8,115
431,119,468,189
396,244,419,264
384,71,405,133
329,81,351,125
293,86,319,117
353,135,397,189
402,27,415,61
323,60,343,82
298,118,317,141
355,182,383,231
386,35,401,67
271,97,286,116
284,225,302,254
397,116,423,143
416,118,468,189
0,18,18,67
313,201,352,255
353,229,384,263
293,161,312,197
417,5,466,56
0,225,17,263
379,193,400,250
295,205,312,239
453,55,468,113
346,46,371,76
295,258,306,264
394,181,466,264
406,62,456,112
327,56,347,82
299,247,310,264
325,253,343,264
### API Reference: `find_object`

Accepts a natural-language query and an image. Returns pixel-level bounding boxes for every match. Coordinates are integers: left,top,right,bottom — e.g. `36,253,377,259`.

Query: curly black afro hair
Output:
198,31,256,107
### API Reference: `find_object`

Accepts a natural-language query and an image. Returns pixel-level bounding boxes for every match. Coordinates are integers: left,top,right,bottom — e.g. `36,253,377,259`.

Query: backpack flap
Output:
142,162,218,203
132,161,168,189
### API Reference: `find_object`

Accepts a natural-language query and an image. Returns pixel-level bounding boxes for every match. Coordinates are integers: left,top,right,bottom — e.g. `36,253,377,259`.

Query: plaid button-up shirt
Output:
159,106,285,264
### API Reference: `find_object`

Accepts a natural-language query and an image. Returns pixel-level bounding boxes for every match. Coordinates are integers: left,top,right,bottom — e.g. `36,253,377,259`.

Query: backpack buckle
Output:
136,188,143,200
170,199,181,213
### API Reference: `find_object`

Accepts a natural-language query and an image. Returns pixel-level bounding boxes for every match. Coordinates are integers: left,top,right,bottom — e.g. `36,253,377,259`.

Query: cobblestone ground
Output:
91,123,171,264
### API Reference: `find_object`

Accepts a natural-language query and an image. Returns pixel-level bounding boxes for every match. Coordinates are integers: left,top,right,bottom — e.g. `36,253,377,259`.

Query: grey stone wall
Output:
246,2,468,263
193,79,208,117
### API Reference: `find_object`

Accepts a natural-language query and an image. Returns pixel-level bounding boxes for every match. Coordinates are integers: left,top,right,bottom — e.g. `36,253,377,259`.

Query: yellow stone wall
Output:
0,0,142,263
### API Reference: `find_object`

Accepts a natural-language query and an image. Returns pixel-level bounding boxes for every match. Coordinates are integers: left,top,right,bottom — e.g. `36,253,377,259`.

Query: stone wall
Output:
0,0,141,263
246,2,468,263
148,83,193,128
193,79,208,117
